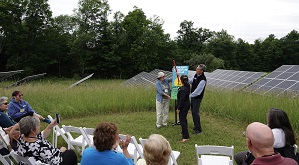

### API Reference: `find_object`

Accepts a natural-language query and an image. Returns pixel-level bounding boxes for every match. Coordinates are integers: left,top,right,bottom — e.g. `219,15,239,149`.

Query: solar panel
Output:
245,65,299,97
205,69,266,91
123,69,172,86
6,73,46,88
0,70,24,82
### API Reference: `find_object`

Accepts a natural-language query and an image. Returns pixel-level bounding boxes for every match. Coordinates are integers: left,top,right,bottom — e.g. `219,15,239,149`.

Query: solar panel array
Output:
6,73,47,88
205,69,266,90
245,65,299,97
123,69,172,86
0,70,23,82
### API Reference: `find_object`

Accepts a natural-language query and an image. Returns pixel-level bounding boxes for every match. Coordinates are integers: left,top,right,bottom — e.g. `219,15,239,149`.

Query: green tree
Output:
256,34,282,71
280,30,299,65
186,53,224,72
234,38,259,71
71,0,113,77
205,30,238,69
176,20,213,62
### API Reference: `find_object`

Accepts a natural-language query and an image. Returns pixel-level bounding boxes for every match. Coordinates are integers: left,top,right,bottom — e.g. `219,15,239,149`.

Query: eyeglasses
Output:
1,102,8,105
17,94,23,97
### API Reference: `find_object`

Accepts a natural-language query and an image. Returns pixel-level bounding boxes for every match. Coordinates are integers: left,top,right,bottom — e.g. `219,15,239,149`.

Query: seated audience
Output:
136,134,171,165
10,116,77,165
8,91,50,123
0,96,16,128
80,122,133,165
245,122,297,165
235,108,299,165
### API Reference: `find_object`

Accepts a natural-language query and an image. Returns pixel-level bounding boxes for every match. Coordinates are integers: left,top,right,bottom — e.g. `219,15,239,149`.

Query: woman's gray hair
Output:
0,96,8,103
19,116,40,137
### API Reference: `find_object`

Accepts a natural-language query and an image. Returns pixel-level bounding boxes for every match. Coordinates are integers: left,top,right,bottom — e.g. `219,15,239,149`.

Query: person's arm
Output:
42,119,57,139
190,80,206,98
33,113,45,120
24,101,36,114
121,135,131,158
9,123,20,145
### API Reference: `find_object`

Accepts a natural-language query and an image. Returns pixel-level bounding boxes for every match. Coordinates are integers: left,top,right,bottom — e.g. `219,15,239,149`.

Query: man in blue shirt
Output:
8,91,50,123
189,64,207,134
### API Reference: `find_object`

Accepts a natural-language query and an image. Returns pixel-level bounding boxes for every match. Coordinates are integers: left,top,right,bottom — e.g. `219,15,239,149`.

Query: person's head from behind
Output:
12,91,23,102
143,134,171,165
245,122,274,157
180,74,189,85
19,116,41,137
0,96,9,111
93,122,119,151
267,107,296,145
196,64,206,75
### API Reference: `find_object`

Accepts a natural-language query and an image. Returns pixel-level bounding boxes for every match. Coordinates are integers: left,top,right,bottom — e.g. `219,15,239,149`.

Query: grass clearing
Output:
2,79,298,164
47,111,248,165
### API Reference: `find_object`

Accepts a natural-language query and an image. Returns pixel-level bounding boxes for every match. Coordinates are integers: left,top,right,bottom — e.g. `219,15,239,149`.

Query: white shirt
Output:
272,128,286,148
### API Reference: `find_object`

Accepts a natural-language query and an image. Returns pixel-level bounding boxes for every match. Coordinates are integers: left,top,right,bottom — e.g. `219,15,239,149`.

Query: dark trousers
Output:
179,107,190,139
191,98,202,132
60,149,77,165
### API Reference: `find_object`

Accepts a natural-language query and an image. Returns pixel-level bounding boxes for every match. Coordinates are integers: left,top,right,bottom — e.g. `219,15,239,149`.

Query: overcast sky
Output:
48,0,299,44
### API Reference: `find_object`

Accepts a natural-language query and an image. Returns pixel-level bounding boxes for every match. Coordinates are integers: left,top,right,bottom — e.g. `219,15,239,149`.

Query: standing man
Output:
8,91,51,123
189,64,206,134
155,72,172,129
245,122,297,165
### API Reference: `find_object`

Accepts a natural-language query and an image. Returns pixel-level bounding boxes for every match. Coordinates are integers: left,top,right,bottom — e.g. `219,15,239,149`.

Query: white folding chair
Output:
116,134,143,164
195,144,234,165
0,153,13,165
28,157,49,165
82,127,94,147
62,125,87,155
47,115,66,147
0,128,14,165
10,150,35,165
139,137,180,165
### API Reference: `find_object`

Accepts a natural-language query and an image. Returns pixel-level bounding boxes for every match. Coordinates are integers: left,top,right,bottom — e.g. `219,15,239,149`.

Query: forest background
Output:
1,0,299,78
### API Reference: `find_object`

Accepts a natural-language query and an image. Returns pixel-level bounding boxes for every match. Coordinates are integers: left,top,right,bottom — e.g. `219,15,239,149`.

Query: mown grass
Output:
1,79,298,164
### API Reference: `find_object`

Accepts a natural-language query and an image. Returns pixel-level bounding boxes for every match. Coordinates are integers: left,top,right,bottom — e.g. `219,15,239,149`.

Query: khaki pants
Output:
156,99,170,127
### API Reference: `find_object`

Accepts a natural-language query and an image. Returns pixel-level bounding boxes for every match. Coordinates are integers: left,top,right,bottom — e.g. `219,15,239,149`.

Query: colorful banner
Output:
171,66,189,99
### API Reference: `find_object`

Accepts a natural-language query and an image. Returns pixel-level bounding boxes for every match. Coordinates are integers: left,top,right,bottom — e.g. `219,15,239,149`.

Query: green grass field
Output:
1,79,298,164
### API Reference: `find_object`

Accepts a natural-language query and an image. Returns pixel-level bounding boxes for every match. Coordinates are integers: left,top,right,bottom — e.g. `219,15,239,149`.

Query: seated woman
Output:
10,116,77,165
136,134,171,165
80,122,133,165
234,108,298,165
0,96,16,128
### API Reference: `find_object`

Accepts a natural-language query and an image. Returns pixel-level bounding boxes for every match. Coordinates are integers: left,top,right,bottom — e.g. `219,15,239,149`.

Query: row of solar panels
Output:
123,65,299,98
0,70,47,88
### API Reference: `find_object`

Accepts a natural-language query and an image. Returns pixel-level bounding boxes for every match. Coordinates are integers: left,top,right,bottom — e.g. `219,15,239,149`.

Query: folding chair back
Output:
195,144,234,165
10,150,34,165
28,157,49,165
47,115,66,147
62,125,87,155
139,137,180,165
0,152,13,165
82,127,94,147
117,134,143,164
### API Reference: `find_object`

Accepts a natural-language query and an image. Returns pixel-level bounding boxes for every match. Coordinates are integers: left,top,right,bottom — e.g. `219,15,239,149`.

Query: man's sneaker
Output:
43,118,51,124
193,130,202,135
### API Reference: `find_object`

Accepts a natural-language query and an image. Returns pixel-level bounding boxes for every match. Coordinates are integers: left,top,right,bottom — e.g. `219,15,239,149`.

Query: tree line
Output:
1,0,299,79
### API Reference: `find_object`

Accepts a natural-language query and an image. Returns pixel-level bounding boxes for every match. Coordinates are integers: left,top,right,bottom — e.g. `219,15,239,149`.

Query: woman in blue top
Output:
81,122,133,165
155,72,172,128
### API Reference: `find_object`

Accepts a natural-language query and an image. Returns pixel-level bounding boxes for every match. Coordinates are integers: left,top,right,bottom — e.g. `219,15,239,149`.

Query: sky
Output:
48,0,299,44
